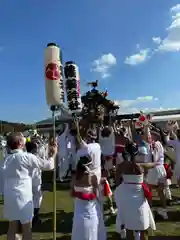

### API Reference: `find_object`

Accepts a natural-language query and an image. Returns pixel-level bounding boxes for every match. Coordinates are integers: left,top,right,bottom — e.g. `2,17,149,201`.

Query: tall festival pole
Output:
44,43,64,239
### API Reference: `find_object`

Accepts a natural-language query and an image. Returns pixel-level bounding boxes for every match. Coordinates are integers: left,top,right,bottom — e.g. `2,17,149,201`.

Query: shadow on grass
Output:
42,182,70,192
170,184,179,189
107,232,121,239
0,220,8,235
49,237,71,240
33,210,73,234
154,210,180,222
105,214,116,227
150,238,180,239
0,210,73,236
107,233,180,239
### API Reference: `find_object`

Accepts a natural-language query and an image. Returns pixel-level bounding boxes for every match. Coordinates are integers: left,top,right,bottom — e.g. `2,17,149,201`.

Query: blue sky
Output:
0,0,180,123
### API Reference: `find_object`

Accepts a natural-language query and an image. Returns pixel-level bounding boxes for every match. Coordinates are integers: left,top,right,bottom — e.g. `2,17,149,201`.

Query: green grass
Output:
1,180,180,239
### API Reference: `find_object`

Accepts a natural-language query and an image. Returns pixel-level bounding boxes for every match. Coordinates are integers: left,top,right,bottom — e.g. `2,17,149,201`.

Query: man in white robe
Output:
66,128,77,175
99,126,115,173
2,132,56,240
57,124,69,181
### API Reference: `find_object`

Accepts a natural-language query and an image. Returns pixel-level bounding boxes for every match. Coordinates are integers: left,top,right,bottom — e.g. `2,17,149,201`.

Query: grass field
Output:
1,179,180,239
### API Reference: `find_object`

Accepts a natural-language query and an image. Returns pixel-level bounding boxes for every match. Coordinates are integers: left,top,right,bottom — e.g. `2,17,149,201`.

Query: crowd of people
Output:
0,114,180,240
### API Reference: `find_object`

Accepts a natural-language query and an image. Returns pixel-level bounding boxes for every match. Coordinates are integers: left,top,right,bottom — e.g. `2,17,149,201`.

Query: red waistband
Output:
72,190,96,200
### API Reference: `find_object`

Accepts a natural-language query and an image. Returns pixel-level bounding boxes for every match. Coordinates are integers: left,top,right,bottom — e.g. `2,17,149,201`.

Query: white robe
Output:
2,149,54,223
99,127,115,157
76,141,102,184
38,144,46,160
32,144,46,208
71,186,101,240
117,174,156,231
99,127,115,170
67,133,76,170
147,141,166,185
57,125,69,180
32,167,42,209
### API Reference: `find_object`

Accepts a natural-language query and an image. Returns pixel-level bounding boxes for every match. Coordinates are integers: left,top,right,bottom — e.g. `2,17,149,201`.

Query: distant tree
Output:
0,121,28,134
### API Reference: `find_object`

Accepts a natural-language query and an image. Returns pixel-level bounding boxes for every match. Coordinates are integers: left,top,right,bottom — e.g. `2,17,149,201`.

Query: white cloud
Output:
124,48,150,66
92,53,116,79
125,4,180,66
152,37,162,44
115,96,157,108
114,96,159,113
136,96,155,101
155,4,180,52
116,106,178,115
171,4,180,12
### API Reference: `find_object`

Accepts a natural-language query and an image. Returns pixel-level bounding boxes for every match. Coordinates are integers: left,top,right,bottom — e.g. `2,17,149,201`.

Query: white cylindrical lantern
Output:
44,43,64,106
64,61,82,112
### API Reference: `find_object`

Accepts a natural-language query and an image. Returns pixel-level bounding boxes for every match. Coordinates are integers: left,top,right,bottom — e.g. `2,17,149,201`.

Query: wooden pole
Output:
51,108,57,240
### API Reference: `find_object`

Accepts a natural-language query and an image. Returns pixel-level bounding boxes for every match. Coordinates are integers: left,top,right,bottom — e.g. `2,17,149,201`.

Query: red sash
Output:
125,182,152,201
141,183,152,200
115,144,125,154
164,163,173,179
72,190,96,201
102,179,112,197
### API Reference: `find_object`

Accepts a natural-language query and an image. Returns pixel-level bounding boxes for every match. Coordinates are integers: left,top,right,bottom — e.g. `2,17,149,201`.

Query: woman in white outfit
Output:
2,132,56,240
115,142,156,240
71,155,104,240
166,129,180,186
146,130,167,219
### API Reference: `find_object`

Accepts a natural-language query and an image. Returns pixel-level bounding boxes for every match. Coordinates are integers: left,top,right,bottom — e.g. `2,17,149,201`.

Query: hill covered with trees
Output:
0,120,32,134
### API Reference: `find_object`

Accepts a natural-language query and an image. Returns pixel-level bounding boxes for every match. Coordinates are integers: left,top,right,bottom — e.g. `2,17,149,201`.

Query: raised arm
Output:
138,162,158,170
30,142,57,171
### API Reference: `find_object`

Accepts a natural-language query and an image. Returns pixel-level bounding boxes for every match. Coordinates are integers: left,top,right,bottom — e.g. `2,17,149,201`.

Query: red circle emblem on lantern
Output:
45,63,60,80
139,115,146,122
